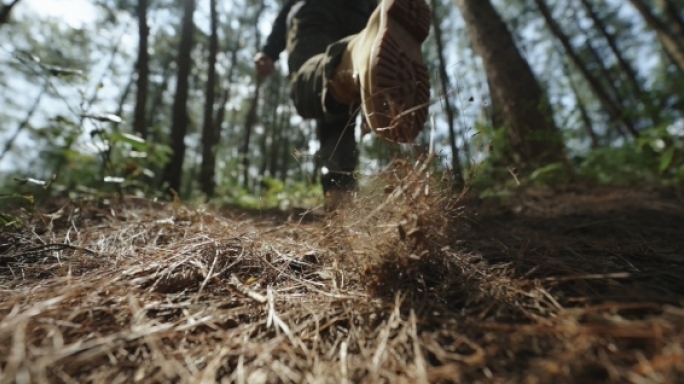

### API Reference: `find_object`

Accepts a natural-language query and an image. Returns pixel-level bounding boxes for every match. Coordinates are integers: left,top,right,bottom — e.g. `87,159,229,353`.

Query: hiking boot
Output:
328,0,431,143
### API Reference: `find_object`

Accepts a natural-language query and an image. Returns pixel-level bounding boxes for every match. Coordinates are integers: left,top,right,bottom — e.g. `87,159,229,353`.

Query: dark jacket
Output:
261,0,301,62
260,0,376,62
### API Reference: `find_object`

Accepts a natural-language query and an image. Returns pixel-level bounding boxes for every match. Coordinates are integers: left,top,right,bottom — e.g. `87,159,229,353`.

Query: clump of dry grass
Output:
1,160,684,383
320,153,466,299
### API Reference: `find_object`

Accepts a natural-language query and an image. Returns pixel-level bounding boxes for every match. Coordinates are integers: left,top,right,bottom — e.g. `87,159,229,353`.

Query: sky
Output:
22,0,99,27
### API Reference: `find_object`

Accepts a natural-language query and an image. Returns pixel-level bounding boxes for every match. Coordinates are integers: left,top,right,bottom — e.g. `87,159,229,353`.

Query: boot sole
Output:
365,0,431,143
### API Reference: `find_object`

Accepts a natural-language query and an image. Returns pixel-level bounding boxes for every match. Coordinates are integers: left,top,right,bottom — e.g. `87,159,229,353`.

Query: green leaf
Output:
14,177,47,187
109,132,150,152
529,162,568,183
659,146,676,174
0,213,24,228
0,193,35,205
81,113,123,123
53,115,76,126
104,176,125,183
44,63,84,77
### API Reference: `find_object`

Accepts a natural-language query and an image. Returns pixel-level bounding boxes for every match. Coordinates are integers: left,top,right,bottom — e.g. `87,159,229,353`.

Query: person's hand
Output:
253,52,275,77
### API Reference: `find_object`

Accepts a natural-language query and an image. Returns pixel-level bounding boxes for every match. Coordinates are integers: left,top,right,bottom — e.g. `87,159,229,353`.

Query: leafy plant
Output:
213,176,323,211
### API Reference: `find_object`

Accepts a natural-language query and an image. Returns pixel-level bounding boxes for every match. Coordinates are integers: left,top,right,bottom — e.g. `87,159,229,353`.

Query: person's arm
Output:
262,0,299,62
254,0,299,77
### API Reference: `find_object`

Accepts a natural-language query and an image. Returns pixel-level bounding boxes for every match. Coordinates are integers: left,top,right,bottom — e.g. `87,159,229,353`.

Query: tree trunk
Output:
133,0,150,139
454,0,567,169
568,12,625,109
279,134,290,183
146,54,175,141
208,31,242,185
198,0,219,197
269,82,289,178
567,8,641,131
257,134,269,185
258,76,283,180
240,0,267,189
431,0,464,189
578,0,659,125
114,73,135,130
561,59,599,148
657,0,684,42
241,82,261,188
629,0,684,73
268,112,284,178
0,0,20,25
535,0,639,138
161,0,195,194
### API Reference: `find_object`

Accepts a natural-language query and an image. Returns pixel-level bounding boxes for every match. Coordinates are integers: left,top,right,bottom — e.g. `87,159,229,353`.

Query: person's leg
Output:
286,0,370,121
285,0,369,207
316,114,359,209
327,0,432,143
285,0,431,207
288,0,431,141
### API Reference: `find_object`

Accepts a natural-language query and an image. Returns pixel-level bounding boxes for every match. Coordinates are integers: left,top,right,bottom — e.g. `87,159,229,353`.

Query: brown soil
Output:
1,173,683,383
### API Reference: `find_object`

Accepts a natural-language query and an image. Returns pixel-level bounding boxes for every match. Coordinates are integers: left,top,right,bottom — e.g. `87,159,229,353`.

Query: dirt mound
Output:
1,165,683,383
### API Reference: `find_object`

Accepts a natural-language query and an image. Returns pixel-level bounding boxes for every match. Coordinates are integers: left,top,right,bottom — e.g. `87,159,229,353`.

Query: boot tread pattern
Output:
370,0,430,142
387,0,431,42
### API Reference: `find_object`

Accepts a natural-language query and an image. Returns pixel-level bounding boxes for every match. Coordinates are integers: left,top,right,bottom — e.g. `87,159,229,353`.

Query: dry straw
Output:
1,152,683,382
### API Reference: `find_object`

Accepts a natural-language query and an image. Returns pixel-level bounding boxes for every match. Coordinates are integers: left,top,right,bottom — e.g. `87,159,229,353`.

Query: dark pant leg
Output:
286,0,368,120
317,114,359,193
285,0,372,192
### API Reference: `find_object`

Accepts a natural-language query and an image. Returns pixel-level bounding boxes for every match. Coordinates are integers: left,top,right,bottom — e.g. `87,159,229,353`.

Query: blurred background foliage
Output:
1,0,683,212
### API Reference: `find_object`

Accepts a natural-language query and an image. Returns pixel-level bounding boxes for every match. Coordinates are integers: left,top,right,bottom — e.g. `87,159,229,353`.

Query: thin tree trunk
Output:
568,11,626,111
210,47,236,170
133,0,150,139
257,86,274,181
567,8,643,132
199,0,219,197
431,0,464,188
162,0,196,193
578,0,659,125
485,77,504,129
241,82,261,188
145,54,174,140
454,0,567,169
269,82,288,178
240,0,267,189
257,133,269,183
0,80,48,162
258,81,278,179
629,0,684,73
268,114,283,177
113,71,135,132
213,90,228,142
657,0,684,42
561,59,599,148
0,0,20,25
117,77,135,117
184,146,200,198
301,125,315,183
279,133,290,183
535,0,640,138
208,30,242,183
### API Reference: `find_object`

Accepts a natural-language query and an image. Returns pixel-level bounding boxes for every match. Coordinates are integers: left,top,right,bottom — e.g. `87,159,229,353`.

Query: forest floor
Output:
1,161,684,383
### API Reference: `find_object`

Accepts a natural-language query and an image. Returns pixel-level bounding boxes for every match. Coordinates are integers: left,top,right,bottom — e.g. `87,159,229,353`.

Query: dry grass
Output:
1,156,684,383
